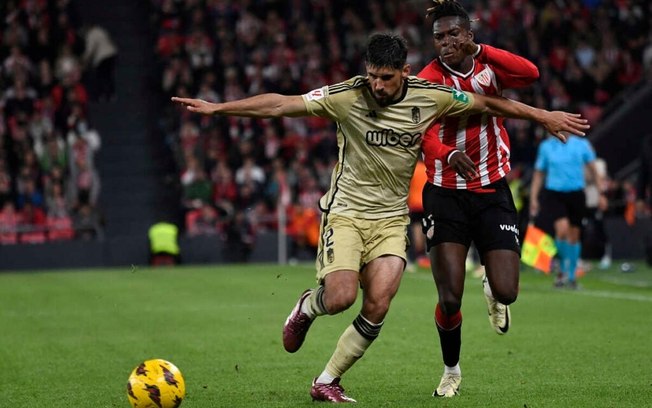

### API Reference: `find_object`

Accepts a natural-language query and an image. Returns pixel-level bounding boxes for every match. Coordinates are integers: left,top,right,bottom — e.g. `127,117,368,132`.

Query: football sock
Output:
567,242,581,282
319,314,382,381
482,275,494,299
444,363,461,376
316,370,337,385
302,285,327,318
435,304,462,367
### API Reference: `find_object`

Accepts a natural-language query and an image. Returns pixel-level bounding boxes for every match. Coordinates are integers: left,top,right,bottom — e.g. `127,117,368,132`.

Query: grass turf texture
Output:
1,262,651,407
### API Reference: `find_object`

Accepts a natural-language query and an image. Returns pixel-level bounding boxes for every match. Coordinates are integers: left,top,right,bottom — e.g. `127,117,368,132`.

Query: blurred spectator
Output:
3,46,33,80
46,182,75,242
18,201,47,244
36,136,67,174
636,134,652,217
54,44,81,84
0,201,19,244
182,166,212,210
407,160,428,269
69,155,100,208
73,203,103,240
286,204,319,262
222,209,255,263
4,76,37,118
583,157,611,269
186,202,220,237
46,182,71,218
16,177,44,209
0,163,12,205
80,24,118,101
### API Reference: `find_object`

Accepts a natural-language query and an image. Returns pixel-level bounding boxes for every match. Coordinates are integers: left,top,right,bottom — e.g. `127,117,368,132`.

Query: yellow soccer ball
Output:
127,359,186,408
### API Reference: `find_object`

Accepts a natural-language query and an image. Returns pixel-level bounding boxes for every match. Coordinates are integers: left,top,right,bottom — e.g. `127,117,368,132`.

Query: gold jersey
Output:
302,75,474,219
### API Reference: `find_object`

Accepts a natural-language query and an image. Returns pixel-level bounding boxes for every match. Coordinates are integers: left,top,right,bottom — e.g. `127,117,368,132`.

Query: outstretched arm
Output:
469,94,590,142
171,94,308,118
476,44,539,88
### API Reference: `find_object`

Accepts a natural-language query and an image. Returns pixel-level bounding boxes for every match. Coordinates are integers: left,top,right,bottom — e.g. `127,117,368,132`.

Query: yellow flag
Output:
521,225,557,274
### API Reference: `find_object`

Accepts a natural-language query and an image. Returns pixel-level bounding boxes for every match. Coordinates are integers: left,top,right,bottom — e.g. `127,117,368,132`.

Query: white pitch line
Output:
574,290,652,303
406,272,652,302
593,276,652,288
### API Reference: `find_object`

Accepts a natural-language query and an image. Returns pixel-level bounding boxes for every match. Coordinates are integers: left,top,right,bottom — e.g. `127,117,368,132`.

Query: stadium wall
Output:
0,218,649,271
0,233,280,271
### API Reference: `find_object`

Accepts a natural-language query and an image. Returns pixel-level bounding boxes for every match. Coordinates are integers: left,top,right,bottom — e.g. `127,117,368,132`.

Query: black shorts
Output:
537,189,586,230
421,178,520,257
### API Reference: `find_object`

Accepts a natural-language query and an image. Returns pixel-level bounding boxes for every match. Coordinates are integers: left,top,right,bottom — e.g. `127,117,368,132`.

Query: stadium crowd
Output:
151,0,650,259
2,0,650,252
0,0,104,244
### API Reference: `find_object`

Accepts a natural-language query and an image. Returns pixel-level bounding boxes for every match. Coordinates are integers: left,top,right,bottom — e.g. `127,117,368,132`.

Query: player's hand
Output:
449,150,479,181
171,97,216,115
460,39,480,56
540,111,590,143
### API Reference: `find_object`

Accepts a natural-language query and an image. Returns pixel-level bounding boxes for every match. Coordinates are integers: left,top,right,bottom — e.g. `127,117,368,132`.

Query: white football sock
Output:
316,369,337,384
444,363,461,376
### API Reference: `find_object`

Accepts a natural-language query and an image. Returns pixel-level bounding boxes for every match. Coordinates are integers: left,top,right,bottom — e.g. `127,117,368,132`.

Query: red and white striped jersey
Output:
418,44,539,190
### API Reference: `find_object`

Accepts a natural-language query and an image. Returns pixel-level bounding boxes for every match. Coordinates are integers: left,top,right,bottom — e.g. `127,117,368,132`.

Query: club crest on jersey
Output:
327,248,334,263
475,68,492,87
411,107,420,123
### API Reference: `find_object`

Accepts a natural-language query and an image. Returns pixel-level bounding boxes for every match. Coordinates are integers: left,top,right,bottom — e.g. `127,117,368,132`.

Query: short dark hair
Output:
364,33,408,70
428,0,471,29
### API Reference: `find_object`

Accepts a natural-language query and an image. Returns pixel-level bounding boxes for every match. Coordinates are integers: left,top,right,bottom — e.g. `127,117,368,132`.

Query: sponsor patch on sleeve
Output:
452,89,469,104
304,86,328,101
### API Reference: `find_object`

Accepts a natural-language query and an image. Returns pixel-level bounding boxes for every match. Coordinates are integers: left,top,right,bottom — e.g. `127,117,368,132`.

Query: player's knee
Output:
439,299,462,315
495,288,518,305
325,288,357,313
362,295,392,320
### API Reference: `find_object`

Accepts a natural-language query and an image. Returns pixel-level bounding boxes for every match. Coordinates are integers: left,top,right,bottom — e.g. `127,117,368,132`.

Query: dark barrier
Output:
0,233,280,271
0,219,648,271
603,216,651,261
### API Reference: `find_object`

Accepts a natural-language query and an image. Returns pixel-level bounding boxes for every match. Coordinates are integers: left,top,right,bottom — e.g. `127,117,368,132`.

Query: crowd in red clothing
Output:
151,0,650,257
0,0,103,245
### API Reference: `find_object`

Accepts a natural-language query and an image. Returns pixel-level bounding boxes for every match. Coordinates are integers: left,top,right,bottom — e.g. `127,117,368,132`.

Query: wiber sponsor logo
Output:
366,129,421,148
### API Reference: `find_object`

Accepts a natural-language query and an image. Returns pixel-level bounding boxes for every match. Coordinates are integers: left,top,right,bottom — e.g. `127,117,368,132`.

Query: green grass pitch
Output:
1,261,651,407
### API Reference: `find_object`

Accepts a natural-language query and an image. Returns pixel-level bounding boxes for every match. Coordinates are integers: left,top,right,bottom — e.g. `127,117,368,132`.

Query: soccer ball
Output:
127,359,186,408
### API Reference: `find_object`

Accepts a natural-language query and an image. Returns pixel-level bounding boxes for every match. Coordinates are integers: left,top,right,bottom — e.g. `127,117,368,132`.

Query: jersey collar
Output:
437,57,475,79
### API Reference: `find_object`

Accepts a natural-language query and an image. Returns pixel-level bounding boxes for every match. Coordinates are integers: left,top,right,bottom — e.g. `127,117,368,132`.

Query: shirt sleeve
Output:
417,62,443,83
302,78,360,121
476,44,539,89
431,87,475,119
582,139,597,163
423,123,457,161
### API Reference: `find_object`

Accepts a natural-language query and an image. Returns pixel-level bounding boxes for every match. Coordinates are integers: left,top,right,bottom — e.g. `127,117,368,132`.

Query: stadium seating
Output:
150,0,651,242
0,0,103,244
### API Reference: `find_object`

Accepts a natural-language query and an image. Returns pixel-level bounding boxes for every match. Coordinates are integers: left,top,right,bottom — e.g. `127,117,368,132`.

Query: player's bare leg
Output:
311,256,404,403
483,249,519,334
430,243,466,397
283,270,358,353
